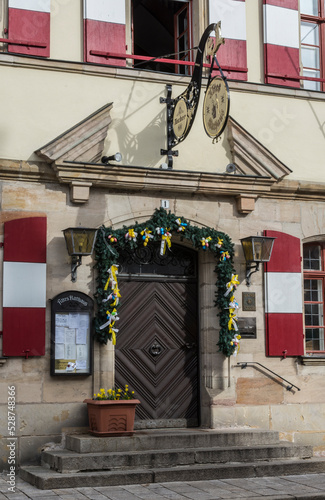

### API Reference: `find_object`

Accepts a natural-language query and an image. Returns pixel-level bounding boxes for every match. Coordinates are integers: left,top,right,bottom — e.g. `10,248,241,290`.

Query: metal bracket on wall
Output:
160,85,178,169
159,22,227,170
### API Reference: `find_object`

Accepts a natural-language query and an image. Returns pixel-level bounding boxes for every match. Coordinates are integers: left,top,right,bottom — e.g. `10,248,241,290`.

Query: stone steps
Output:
41,443,313,473
19,429,325,490
20,458,325,490
66,429,281,453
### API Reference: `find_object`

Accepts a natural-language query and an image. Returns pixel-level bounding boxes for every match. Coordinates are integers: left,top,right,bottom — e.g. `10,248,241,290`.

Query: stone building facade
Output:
1,0,325,468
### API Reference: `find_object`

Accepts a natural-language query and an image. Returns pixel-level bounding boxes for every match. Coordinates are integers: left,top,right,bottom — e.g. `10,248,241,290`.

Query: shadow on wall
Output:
105,109,166,168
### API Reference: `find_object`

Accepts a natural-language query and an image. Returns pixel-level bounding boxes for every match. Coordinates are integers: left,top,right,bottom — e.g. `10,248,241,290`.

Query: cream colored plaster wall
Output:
50,0,83,62
1,58,325,182
245,0,264,84
230,88,325,182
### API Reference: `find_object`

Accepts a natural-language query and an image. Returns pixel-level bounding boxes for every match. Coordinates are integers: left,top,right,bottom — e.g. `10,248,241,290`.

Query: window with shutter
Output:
303,243,325,352
83,0,126,66
263,0,300,87
8,0,50,57
2,217,47,357
264,230,304,357
208,0,247,81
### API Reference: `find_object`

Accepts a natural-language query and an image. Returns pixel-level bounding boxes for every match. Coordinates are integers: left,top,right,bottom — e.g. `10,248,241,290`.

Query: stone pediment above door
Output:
35,105,292,212
36,103,113,165
227,117,292,180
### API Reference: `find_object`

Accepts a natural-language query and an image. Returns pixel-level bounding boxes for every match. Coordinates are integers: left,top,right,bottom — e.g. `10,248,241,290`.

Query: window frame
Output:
300,0,325,91
303,242,325,353
131,0,194,75
174,1,193,75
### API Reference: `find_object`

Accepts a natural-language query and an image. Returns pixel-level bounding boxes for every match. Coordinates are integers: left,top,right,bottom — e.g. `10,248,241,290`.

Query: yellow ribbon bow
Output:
217,237,223,247
228,311,238,331
112,286,121,306
104,264,119,291
224,274,240,296
109,325,117,345
161,233,172,255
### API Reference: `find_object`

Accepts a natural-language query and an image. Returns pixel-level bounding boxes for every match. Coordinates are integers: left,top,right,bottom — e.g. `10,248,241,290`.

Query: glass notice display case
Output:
50,291,93,376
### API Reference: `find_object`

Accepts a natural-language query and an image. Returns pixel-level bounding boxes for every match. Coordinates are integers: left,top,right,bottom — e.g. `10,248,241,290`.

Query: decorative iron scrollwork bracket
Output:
160,22,225,169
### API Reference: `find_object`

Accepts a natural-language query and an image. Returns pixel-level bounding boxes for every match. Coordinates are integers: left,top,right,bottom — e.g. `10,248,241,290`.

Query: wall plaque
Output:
242,291,256,311
237,317,256,339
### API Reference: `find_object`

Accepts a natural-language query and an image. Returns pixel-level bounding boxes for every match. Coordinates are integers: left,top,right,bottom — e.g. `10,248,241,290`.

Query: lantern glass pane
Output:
241,239,254,262
252,239,262,260
63,229,74,255
261,238,274,261
64,228,97,256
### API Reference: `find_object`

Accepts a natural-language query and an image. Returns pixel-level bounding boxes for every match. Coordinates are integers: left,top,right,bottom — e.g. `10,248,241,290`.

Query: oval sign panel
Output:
203,76,230,140
172,98,188,139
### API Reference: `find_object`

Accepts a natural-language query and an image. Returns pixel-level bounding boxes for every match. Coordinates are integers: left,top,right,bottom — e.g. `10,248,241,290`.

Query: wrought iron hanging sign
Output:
160,22,230,168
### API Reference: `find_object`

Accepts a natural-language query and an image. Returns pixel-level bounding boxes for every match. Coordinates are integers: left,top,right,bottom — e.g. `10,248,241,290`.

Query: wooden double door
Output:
115,244,199,426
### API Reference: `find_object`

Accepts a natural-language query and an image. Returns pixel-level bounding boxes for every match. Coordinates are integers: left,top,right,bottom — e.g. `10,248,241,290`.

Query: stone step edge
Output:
41,444,314,473
20,458,325,490
66,430,281,452
42,442,314,460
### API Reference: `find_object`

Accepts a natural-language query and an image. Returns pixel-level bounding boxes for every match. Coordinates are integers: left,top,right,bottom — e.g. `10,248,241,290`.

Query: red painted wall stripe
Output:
264,230,301,273
264,0,298,9
3,217,46,263
84,19,126,66
264,230,304,356
8,8,50,57
263,1,300,88
264,45,300,87
214,39,247,81
2,308,46,357
209,0,247,81
265,313,304,356
3,217,47,357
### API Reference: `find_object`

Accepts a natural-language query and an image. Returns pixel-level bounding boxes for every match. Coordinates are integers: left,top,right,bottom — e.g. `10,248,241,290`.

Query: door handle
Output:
149,342,162,356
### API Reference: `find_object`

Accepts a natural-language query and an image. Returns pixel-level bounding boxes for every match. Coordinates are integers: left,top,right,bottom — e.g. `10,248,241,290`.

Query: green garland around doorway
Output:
94,208,240,357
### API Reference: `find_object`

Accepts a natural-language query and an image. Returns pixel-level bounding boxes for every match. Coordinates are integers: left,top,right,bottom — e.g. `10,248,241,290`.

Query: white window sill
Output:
300,355,325,365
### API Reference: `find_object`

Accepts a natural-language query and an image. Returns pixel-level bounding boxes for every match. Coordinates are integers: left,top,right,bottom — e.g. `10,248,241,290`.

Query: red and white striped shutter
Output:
263,0,300,87
8,0,50,57
264,230,304,357
209,0,247,80
83,0,126,66
3,217,47,357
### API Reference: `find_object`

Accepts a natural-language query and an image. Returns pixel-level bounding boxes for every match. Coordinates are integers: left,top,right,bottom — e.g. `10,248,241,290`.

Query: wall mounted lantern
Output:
63,227,98,282
101,152,122,164
240,235,276,286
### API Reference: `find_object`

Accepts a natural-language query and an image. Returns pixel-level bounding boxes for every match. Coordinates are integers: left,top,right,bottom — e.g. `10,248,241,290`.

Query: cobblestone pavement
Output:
2,473,325,500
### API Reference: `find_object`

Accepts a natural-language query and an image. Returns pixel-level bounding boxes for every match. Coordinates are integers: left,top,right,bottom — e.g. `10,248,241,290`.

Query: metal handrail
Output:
237,362,300,392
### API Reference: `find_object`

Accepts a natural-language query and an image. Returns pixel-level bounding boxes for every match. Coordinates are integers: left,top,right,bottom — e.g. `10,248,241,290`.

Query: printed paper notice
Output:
76,360,87,370
55,326,65,344
69,313,80,329
76,344,87,360
79,314,90,330
55,344,65,359
56,314,69,327
65,343,76,359
76,328,87,344
65,328,75,344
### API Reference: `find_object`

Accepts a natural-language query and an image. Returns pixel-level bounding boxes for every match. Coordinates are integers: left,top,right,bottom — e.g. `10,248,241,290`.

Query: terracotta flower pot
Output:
83,399,140,437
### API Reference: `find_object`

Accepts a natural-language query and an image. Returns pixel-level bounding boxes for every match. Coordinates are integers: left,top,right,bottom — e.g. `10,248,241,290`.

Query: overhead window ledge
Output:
300,355,325,366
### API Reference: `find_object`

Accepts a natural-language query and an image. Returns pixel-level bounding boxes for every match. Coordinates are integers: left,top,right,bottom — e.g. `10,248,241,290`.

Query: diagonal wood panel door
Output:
115,278,199,425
